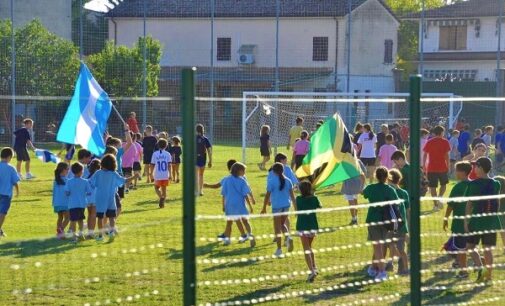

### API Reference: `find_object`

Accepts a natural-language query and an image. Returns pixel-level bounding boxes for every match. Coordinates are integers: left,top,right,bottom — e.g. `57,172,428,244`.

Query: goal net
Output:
241,91,463,163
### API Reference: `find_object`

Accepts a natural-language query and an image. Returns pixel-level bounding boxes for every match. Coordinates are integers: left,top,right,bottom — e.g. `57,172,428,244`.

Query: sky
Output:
84,0,123,13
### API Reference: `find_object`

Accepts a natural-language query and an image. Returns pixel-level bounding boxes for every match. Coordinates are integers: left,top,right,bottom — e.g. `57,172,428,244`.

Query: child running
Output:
363,166,400,281
464,157,501,282
150,138,172,208
295,181,321,282
0,148,20,238
170,136,182,183
65,162,92,242
262,162,296,257
53,162,70,239
443,161,472,279
221,162,255,247
258,125,271,171
142,125,158,183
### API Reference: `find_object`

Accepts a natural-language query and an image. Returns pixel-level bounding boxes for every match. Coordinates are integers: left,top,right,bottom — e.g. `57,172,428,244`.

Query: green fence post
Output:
182,68,196,306
409,75,422,306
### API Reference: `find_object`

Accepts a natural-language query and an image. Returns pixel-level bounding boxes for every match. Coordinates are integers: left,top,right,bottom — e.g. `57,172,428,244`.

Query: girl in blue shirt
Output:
221,162,255,247
262,162,296,257
52,162,69,239
65,163,93,242
85,159,101,238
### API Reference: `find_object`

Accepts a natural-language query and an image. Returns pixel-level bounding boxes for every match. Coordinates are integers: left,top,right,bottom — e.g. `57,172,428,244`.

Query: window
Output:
217,38,231,61
439,26,467,50
384,39,393,64
313,37,329,61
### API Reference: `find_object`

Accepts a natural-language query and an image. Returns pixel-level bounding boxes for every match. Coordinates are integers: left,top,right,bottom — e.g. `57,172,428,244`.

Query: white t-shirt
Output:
150,149,172,181
357,132,377,158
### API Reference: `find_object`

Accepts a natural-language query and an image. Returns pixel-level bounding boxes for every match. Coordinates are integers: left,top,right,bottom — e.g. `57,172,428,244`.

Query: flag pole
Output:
111,103,127,127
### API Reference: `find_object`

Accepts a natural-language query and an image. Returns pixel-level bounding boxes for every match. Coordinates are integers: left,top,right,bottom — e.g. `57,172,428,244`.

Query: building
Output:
0,0,72,40
406,0,504,82
106,0,399,95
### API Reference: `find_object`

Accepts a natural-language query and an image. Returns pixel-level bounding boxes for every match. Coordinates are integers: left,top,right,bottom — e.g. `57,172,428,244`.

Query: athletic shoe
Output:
223,238,231,246
286,237,294,252
0,229,6,238
374,271,388,282
95,235,104,242
367,266,377,278
77,233,86,242
452,261,460,269
159,198,165,209
349,219,358,226
217,233,226,239
17,173,23,180
25,173,35,180
274,248,283,257
108,231,116,242
307,272,317,283
385,261,394,272
456,271,469,279
239,234,249,243
249,235,256,248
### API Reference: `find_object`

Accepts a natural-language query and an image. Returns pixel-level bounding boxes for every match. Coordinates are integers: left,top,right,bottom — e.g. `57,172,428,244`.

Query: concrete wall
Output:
0,0,72,40
423,60,498,81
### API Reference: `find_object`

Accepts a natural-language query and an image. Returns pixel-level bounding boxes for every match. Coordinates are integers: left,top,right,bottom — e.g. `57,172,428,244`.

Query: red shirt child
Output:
127,112,139,134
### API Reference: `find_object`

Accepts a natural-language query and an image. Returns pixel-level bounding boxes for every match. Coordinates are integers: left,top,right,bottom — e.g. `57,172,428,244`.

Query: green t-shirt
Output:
295,195,322,232
363,183,399,223
465,178,502,232
395,187,409,234
448,180,470,234
400,163,410,191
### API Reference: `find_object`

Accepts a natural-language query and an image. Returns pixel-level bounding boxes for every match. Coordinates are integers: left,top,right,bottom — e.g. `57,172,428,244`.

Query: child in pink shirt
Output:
378,134,397,169
121,132,139,186
293,130,310,170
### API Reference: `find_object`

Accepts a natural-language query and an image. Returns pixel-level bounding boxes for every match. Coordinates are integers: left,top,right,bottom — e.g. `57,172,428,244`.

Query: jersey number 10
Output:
157,161,168,172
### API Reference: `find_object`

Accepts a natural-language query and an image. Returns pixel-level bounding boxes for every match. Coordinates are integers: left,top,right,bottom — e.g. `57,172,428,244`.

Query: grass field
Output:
1,145,505,305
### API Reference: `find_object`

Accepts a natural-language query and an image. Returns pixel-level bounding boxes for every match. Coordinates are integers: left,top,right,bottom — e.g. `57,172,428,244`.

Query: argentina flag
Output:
57,63,112,156
35,149,60,164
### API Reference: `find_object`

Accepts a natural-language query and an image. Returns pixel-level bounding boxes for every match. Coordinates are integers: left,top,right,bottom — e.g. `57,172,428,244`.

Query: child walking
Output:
258,125,271,171
341,158,366,225
221,162,255,247
0,148,20,238
388,169,410,275
262,162,296,257
292,130,310,170
14,118,36,179
295,181,322,282
443,161,472,278
170,136,182,183
150,139,172,208
53,162,70,239
142,125,158,183
86,159,101,238
132,133,143,189
65,162,93,242
378,134,397,169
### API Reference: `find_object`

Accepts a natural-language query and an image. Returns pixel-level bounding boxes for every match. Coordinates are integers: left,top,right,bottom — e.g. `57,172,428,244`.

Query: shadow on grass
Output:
0,238,91,258
212,284,289,304
12,198,42,204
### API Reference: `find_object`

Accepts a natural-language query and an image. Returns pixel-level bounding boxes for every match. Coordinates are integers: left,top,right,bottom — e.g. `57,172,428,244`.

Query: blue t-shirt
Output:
221,175,251,216
13,127,31,149
458,131,471,153
52,177,68,208
267,175,293,210
495,133,502,146
0,161,20,198
89,170,126,213
196,135,211,157
65,177,92,209
267,165,299,186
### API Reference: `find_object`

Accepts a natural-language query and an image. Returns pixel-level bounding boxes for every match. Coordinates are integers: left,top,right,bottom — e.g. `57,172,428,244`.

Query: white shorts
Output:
344,194,358,201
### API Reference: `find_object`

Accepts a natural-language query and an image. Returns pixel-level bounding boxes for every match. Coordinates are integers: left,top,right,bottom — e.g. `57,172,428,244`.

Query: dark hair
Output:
299,181,313,197
364,123,374,139
455,161,472,175
260,125,270,136
274,153,288,163
104,146,118,156
101,154,117,171
196,124,205,135
300,130,309,140
135,132,142,140
226,159,237,171
391,150,406,161
1,147,14,159
54,162,69,185
475,157,492,173
464,124,470,131
385,134,394,142
318,120,324,125
172,136,181,144
88,159,101,178
230,162,246,177
71,162,84,175
157,138,168,150
272,162,286,191
388,169,402,185
296,117,304,124
375,166,389,183
77,149,92,161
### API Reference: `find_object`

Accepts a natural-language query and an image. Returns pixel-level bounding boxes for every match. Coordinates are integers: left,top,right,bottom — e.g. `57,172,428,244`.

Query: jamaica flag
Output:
296,113,362,189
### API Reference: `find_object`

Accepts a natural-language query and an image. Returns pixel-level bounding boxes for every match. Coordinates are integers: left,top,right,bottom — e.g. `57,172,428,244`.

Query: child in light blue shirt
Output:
0,148,20,238
52,162,69,239
262,162,296,257
65,162,92,242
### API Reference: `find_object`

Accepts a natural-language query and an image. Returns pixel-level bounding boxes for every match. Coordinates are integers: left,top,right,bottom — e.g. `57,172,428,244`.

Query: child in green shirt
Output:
391,151,410,191
443,161,472,279
464,157,501,282
388,169,410,275
295,181,322,283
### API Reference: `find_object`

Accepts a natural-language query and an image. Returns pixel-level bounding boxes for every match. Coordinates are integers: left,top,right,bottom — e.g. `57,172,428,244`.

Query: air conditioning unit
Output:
238,53,255,65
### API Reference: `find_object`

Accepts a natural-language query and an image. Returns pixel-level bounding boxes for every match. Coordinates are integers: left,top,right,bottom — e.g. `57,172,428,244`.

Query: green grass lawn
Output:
1,145,505,305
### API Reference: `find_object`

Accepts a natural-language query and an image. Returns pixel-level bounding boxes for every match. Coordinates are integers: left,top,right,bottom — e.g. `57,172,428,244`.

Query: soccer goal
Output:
241,91,463,163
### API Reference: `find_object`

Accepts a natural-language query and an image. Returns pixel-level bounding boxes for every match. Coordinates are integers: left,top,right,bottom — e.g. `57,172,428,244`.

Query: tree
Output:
0,19,80,96
87,36,162,97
